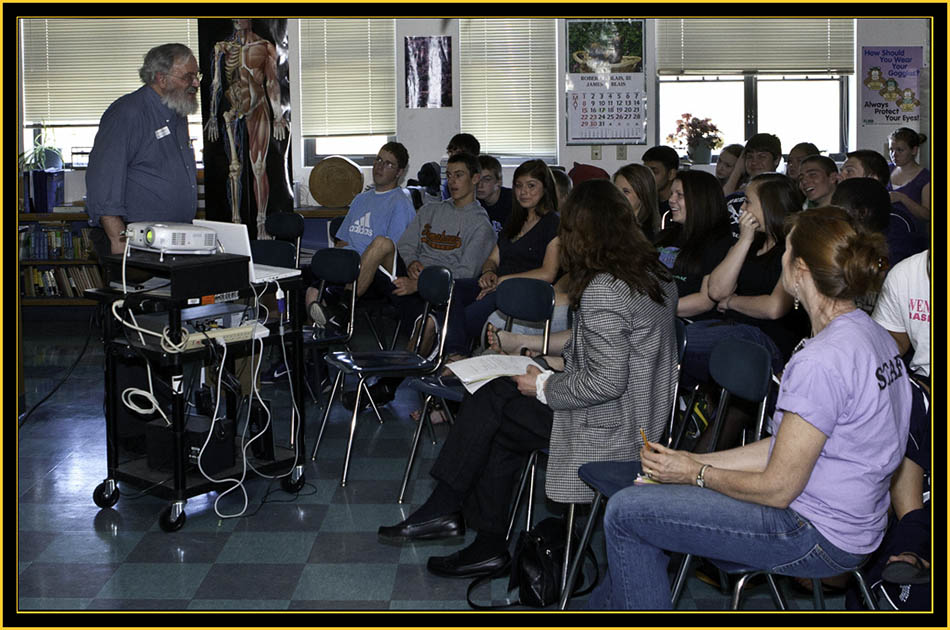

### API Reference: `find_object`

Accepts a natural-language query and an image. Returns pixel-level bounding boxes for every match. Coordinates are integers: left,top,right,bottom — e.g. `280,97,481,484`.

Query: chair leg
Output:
559,494,603,610
766,574,788,609
561,504,576,595
388,320,402,351
670,553,693,608
852,569,877,610
311,370,343,461
340,378,365,487
731,572,756,609
525,452,538,532
811,577,826,609
364,312,386,350
362,380,384,424
506,450,537,542
398,395,432,504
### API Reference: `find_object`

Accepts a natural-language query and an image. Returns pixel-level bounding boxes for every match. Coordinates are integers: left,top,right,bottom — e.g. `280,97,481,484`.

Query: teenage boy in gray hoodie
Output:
345,152,495,409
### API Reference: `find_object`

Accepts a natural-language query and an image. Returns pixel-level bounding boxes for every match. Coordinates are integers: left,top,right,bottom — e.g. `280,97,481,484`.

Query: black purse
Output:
467,516,598,609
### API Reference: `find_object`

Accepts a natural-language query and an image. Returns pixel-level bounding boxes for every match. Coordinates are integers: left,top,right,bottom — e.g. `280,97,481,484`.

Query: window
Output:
459,19,557,161
20,18,202,166
298,18,396,164
656,19,854,156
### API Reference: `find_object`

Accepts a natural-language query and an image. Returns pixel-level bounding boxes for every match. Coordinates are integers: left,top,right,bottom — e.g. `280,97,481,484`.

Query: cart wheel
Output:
281,474,306,493
93,482,120,508
158,505,186,532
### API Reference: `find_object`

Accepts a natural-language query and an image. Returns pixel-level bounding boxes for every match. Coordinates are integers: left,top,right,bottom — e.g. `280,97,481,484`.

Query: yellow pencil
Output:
640,427,651,450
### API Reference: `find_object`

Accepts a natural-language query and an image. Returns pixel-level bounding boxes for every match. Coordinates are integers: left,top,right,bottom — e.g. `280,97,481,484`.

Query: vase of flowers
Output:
666,113,723,164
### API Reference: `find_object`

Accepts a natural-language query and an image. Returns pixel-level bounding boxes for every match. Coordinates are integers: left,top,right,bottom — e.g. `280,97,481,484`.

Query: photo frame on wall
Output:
565,18,647,145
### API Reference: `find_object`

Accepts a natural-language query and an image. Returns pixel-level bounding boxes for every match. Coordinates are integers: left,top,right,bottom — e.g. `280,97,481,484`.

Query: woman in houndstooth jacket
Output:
378,179,679,580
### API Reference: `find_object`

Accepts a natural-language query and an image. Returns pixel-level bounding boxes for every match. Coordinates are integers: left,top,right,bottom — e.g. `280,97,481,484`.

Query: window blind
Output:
656,19,854,75
20,18,199,125
459,19,557,158
298,18,396,138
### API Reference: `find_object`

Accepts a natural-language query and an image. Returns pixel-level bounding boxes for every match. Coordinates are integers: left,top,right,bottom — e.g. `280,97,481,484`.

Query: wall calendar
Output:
565,19,647,145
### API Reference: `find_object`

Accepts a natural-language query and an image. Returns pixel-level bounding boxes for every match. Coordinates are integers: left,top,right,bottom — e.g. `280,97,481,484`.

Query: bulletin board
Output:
565,18,647,145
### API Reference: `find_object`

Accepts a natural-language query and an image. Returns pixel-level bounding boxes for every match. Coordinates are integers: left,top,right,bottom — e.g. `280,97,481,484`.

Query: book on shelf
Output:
51,205,85,214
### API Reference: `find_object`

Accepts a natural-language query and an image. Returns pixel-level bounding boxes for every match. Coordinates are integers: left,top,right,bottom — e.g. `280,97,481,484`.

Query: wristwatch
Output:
696,464,711,488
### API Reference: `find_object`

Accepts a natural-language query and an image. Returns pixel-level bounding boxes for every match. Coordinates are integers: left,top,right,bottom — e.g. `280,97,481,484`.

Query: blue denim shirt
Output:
85,85,197,227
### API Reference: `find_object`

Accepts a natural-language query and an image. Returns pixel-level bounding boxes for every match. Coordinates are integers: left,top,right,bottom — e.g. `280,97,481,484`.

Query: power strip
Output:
183,322,270,351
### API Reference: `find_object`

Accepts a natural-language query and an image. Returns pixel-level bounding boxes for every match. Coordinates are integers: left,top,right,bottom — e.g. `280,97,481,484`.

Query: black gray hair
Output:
139,43,195,84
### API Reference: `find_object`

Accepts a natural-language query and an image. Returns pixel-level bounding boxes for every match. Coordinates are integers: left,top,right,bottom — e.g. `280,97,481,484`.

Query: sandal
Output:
882,552,930,585
482,322,507,354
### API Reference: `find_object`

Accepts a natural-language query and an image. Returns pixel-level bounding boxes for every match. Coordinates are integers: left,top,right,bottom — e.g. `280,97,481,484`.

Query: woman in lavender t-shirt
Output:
588,207,912,610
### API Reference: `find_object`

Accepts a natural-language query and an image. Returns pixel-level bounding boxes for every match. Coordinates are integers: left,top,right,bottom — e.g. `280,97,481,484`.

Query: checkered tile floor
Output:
17,315,849,613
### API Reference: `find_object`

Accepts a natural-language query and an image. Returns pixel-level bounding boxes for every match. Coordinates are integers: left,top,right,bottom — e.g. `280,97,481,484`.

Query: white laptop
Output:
192,219,301,284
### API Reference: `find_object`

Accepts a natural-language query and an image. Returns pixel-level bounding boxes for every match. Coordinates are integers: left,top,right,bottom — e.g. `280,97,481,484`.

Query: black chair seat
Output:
577,459,642,500
324,350,438,377
405,374,466,402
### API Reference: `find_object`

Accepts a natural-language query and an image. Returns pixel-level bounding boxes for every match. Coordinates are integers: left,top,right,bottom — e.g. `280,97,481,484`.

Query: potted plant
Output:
19,126,65,213
666,113,723,164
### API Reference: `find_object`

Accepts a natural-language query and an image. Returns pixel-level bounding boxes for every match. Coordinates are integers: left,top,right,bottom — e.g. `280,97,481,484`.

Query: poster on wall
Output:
565,19,647,145
860,46,922,128
199,18,293,239
405,36,452,108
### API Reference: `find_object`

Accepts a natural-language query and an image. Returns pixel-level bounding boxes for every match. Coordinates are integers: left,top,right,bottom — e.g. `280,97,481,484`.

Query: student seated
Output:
642,145,679,220
852,249,931,610
653,170,735,321
588,208,912,610
832,177,924,267
687,173,807,391
798,154,839,208
476,154,513,234
551,167,573,206
307,141,416,326
450,159,561,359
886,127,930,232
345,151,495,409
722,132,782,198
714,143,744,190
613,163,662,240
377,180,678,582
440,132,481,199
722,133,783,237
784,141,820,181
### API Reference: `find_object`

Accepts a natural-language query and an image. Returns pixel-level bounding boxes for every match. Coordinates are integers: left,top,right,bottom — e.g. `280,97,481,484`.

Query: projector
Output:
125,222,218,257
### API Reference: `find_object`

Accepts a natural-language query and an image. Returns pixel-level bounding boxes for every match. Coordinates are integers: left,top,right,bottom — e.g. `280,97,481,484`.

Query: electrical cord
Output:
18,310,96,429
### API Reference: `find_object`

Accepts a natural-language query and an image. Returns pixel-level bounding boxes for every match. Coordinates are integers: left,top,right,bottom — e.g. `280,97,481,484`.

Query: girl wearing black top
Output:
684,173,807,386
444,159,560,357
653,170,735,321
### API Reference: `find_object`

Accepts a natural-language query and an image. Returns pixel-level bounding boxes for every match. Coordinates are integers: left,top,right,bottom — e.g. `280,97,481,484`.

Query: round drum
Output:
309,155,364,207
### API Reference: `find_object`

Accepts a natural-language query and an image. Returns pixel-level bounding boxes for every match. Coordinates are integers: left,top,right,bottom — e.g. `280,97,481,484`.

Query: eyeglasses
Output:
166,71,203,84
374,156,398,170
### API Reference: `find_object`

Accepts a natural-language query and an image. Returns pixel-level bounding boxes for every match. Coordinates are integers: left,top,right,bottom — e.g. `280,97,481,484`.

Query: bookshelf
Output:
18,211,102,306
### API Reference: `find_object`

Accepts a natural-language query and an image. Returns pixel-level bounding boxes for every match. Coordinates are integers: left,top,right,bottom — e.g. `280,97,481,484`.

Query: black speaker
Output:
145,414,235,475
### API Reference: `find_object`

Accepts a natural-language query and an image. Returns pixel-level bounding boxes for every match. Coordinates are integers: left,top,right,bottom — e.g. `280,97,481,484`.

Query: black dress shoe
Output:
426,549,511,579
378,512,465,542
343,381,396,410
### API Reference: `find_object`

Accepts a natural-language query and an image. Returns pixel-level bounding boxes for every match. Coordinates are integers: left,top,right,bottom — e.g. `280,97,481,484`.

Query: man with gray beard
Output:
86,43,200,258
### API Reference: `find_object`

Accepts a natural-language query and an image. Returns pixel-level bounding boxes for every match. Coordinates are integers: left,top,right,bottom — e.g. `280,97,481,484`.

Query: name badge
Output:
155,126,171,139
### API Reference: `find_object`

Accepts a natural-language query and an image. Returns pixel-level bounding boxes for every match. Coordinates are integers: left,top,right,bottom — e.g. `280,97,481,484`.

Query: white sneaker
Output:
308,301,327,327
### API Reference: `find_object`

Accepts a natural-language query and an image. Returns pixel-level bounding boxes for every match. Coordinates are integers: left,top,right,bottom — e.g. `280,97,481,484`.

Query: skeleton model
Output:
204,19,289,237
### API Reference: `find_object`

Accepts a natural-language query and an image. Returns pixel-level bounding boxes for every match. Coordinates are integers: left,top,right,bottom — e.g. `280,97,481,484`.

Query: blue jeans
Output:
682,320,785,387
587,481,868,610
